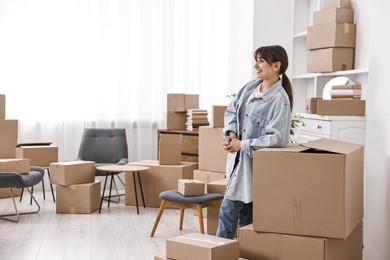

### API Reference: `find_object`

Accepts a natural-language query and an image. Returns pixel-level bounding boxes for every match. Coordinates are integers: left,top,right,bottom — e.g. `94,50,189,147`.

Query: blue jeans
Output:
216,197,253,239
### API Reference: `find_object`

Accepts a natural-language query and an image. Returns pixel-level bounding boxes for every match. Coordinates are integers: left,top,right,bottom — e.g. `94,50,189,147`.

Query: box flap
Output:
260,143,310,153
301,138,363,154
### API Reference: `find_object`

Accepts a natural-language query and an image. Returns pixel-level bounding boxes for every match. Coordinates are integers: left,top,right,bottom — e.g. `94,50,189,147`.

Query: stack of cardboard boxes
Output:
238,138,364,259
50,161,101,214
166,93,199,130
307,0,356,73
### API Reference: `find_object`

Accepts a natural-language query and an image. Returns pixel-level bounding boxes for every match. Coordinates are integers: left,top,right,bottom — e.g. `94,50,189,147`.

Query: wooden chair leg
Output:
150,200,167,237
179,207,185,230
196,204,205,234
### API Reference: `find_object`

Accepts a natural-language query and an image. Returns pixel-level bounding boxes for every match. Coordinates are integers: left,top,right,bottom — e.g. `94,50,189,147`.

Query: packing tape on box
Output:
181,234,225,245
69,207,76,214
344,23,350,34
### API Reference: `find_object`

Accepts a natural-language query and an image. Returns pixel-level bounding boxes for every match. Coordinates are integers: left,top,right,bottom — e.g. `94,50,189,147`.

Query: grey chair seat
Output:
159,190,224,204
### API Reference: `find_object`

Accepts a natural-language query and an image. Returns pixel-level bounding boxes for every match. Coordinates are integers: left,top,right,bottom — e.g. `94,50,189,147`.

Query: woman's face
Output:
253,55,280,80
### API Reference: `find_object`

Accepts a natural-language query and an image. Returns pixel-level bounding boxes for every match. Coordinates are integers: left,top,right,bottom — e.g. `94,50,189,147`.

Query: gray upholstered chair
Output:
0,166,45,223
76,128,128,207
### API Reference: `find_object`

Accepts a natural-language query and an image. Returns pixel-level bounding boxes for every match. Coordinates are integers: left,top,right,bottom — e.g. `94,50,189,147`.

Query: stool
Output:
150,190,224,237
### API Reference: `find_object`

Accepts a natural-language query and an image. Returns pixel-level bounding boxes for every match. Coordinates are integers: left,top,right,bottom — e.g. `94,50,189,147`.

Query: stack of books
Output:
330,84,362,100
186,109,209,131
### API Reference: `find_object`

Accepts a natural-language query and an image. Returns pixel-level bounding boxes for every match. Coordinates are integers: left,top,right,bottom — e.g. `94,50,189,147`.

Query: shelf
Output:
299,113,366,121
292,74,316,79
292,69,369,80
293,31,307,39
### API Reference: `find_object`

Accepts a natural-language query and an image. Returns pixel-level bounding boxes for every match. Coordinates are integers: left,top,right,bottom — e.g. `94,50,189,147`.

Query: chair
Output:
150,190,224,237
0,166,45,223
76,128,128,206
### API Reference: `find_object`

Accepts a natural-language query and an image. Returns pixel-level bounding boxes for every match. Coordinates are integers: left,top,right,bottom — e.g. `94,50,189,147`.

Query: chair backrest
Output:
77,128,128,164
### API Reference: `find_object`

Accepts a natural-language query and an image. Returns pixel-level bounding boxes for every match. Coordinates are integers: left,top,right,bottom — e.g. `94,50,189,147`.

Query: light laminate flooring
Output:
0,189,202,260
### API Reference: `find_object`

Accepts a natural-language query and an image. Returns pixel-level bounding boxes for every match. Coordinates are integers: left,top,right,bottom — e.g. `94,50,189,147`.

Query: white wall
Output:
364,1,390,259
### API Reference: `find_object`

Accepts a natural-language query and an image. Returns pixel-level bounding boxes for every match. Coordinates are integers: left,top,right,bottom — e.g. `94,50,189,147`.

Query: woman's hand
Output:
223,136,241,153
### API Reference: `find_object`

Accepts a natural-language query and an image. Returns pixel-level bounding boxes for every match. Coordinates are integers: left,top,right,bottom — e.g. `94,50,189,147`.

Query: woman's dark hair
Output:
254,45,293,111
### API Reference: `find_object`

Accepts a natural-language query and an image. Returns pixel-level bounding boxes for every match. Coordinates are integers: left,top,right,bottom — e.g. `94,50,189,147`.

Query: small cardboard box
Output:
166,233,240,260
212,105,227,128
306,97,321,114
0,159,30,174
125,160,198,207
317,99,365,116
15,145,58,167
166,111,187,130
322,0,352,9
0,188,22,199
50,161,95,186
193,169,225,193
167,93,199,112
307,23,356,50
199,126,226,172
0,119,18,159
56,181,101,214
178,179,205,196
238,223,363,260
0,94,5,119
253,139,364,239
207,178,228,235
314,8,354,25
307,47,354,73
159,134,182,165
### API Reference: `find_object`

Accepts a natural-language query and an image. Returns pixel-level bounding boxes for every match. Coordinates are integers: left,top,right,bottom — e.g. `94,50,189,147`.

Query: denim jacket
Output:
223,77,291,203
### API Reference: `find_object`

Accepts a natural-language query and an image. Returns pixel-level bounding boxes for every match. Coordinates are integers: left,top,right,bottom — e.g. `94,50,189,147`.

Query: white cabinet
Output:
297,113,366,145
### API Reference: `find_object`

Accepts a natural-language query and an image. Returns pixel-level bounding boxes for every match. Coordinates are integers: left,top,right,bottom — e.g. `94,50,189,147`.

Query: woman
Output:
216,45,293,239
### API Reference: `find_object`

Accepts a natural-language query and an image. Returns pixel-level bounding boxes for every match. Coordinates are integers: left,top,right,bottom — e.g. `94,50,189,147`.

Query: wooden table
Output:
96,165,149,214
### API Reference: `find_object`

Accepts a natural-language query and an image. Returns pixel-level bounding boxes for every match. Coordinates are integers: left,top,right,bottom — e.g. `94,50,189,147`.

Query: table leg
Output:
99,173,109,213
133,172,139,214
137,172,145,208
108,173,114,208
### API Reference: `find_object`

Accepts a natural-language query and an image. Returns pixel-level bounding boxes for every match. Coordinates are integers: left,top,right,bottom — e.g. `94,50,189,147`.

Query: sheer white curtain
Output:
0,0,253,162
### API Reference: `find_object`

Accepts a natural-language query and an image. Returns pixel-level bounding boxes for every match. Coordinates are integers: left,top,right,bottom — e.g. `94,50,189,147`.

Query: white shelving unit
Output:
290,0,369,145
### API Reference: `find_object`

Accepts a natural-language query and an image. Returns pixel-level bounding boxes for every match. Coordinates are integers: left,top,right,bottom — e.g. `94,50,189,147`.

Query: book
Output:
330,89,362,96
332,84,362,90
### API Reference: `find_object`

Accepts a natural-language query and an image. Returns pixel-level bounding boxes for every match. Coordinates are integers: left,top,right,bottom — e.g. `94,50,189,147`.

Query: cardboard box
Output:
314,8,354,25
0,119,18,158
49,161,95,186
306,97,321,114
159,134,182,165
0,159,30,174
193,169,225,193
238,223,363,260
167,93,199,112
307,23,356,50
199,126,226,172
166,233,240,260
307,47,354,73
0,188,22,199
253,139,364,239
0,94,5,119
212,105,227,128
322,0,352,9
125,160,198,207
207,178,228,235
178,179,205,196
56,181,101,214
166,111,187,130
317,99,365,116
15,145,58,167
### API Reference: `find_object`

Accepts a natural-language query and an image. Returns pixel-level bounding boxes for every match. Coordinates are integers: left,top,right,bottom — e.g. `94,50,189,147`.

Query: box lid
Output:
300,138,363,154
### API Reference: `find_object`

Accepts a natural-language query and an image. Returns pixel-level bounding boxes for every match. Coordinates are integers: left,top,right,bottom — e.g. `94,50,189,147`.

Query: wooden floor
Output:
0,189,202,260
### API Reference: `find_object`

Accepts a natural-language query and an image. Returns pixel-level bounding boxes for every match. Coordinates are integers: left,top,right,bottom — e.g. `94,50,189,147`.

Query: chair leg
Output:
150,200,167,237
47,168,56,202
179,207,185,230
196,204,205,234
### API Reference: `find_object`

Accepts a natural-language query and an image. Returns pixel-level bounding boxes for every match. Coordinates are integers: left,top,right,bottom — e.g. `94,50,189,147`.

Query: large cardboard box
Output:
56,181,101,214
207,178,228,235
166,233,240,260
159,134,182,165
125,160,198,207
0,188,22,199
199,126,226,172
15,145,58,167
322,0,352,9
314,8,354,25
238,223,363,260
0,158,30,174
0,94,5,119
50,161,95,186
307,23,356,50
317,99,365,116
178,179,205,196
166,111,187,130
307,47,354,73
0,119,18,158
212,105,227,128
253,139,364,239
167,93,199,112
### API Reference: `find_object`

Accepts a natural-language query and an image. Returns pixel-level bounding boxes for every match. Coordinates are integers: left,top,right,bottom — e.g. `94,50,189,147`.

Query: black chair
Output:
0,166,44,223
76,128,128,206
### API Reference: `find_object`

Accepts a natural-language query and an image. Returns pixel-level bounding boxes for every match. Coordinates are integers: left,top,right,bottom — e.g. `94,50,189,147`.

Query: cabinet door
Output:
299,131,330,143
